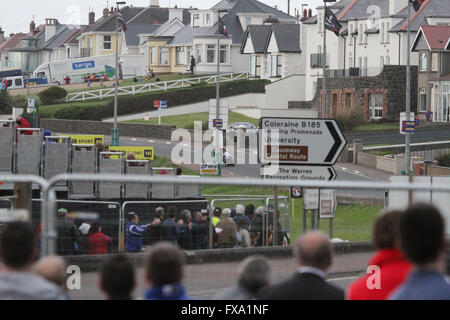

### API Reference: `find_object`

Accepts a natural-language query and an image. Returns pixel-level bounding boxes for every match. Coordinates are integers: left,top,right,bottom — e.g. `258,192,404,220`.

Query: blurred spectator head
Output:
88,222,101,235
256,207,264,216
95,142,107,153
180,209,191,222
213,207,222,218
100,254,135,300
43,130,52,138
223,208,232,219
167,206,177,219
237,256,271,295
245,204,255,217
399,204,446,266
0,222,35,270
155,207,164,219
127,212,139,223
230,208,237,218
373,210,403,249
176,168,183,176
125,152,136,161
145,242,184,287
295,231,333,272
32,256,67,291
57,208,68,218
236,204,245,215
194,212,203,222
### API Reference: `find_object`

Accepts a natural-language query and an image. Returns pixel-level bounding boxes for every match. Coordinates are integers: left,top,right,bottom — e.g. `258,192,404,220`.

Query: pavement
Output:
68,251,372,300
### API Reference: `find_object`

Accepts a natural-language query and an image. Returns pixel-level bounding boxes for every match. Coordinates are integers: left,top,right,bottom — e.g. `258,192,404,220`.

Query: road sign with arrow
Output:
261,165,337,182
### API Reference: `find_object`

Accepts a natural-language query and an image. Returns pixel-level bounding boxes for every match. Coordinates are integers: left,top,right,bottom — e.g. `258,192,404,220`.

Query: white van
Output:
5,76,26,89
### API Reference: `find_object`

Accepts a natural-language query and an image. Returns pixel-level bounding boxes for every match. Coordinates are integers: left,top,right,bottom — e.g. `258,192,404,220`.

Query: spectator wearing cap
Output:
0,222,68,300
212,207,222,227
213,256,271,300
389,204,450,300
215,208,237,249
87,223,112,255
125,212,156,253
144,242,193,300
258,231,344,300
55,208,80,256
99,254,136,300
347,210,411,300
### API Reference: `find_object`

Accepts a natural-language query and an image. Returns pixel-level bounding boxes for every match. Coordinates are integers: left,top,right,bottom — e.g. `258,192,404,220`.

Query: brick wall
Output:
290,65,418,121
39,119,175,140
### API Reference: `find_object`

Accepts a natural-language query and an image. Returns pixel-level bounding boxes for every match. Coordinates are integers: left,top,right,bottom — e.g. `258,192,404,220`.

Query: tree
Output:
0,91,13,115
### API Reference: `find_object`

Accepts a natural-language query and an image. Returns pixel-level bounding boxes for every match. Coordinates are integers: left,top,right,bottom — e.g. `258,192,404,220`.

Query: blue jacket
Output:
389,270,450,300
161,219,180,244
145,284,193,300
125,223,148,252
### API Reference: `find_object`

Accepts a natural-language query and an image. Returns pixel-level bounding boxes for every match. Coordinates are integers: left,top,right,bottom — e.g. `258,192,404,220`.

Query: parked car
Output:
228,122,258,134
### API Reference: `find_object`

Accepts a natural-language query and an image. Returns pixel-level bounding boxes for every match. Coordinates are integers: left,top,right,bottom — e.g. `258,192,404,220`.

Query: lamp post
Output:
112,1,126,147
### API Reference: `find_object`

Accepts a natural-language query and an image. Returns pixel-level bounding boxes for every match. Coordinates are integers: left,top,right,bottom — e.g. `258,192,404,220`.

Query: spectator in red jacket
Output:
16,117,32,135
347,210,411,300
87,223,112,255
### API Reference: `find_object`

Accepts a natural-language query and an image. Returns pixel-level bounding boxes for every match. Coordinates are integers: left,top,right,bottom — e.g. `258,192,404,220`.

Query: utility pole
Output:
406,2,413,204
215,10,221,172
322,1,327,118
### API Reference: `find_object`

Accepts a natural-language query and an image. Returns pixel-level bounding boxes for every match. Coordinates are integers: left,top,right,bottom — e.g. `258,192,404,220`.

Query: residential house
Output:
241,22,301,79
144,0,297,75
301,0,450,102
0,32,27,71
412,25,450,122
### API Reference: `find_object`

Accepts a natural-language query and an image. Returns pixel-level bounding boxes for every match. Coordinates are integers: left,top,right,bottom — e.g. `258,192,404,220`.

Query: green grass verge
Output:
352,122,397,132
126,111,259,129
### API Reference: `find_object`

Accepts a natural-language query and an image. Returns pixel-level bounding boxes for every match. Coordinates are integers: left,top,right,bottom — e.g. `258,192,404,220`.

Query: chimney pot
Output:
308,9,312,18
89,11,96,25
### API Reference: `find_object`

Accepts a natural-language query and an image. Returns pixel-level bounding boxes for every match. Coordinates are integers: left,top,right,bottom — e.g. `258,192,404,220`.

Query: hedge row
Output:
51,79,269,121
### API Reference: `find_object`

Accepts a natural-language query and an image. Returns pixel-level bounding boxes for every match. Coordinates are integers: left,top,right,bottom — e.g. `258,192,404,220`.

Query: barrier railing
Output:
38,174,450,257
66,72,250,102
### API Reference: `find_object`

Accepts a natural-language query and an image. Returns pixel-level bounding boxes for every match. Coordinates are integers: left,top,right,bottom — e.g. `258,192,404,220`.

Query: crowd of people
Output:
0,203,449,300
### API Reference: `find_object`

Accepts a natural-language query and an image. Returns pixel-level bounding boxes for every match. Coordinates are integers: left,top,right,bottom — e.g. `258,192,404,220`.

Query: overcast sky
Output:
0,0,323,35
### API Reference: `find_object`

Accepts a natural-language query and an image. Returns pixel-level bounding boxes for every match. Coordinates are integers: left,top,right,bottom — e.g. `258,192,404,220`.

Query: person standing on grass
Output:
190,55,196,75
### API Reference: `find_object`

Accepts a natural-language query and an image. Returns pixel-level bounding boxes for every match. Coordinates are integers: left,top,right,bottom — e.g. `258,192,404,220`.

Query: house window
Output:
150,47,157,65
419,88,427,112
251,55,257,77
271,55,281,77
331,93,338,116
359,24,363,44
159,47,169,65
176,47,185,65
266,56,271,75
380,23,385,43
186,46,192,64
103,35,112,50
420,53,427,71
195,44,203,63
385,22,390,42
193,14,200,28
369,93,383,119
219,44,227,64
205,14,211,26
345,92,352,110
363,25,367,43
207,44,216,63
349,24,354,45
432,53,438,72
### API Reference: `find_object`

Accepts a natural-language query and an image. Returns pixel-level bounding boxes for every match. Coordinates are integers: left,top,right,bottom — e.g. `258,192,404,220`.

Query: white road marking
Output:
131,138,137,141
149,140,154,143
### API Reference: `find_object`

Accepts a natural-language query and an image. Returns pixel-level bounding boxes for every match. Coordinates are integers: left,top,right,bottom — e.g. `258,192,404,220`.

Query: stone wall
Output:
290,65,418,121
426,165,450,176
39,119,175,140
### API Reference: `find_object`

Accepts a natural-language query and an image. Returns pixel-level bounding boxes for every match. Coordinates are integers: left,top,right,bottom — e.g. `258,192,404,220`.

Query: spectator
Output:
191,212,209,250
347,210,411,300
237,218,251,248
258,231,344,300
56,208,80,256
99,254,135,300
0,78,5,92
125,212,153,253
87,223,112,255
212,207,222,227
32,256,68,293
390,204,450,300
216,208,237,249
250,207,264,247
161,206,180,244
177,212,192,250
245,204,255,219
0,222,67,300
144,242,192,300
190,55,196,75
16,117,32,135
77,222,91,255
213,256,271,300
146,207,165,246
176,167,183,176
234,204,250,231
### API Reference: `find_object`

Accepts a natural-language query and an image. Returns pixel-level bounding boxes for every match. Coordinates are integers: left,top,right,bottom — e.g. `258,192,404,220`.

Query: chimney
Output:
89,11,95,25
30,20,36,33
150,0,160,7
103,8,109,17
45,18,59,42
169,7,184,22
0,27,5,44
303,9,307,19
308,9,312,18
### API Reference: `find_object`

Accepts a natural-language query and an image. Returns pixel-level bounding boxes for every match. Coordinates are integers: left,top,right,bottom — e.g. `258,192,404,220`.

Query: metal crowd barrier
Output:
124,160,150,199
97,152,124,199
70,145,97,198
16,128,42,176
150,167,176,198
43,136,71,187
0,120,15,174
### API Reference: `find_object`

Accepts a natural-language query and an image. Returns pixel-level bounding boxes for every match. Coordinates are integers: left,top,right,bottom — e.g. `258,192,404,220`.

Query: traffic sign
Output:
259,118,347,165
161,100,168,109
213,119,223,128
200,164,219,175
304,189,319,210
262,165,337,181
291,187,302,199
400,112,415,135
319,189,337,219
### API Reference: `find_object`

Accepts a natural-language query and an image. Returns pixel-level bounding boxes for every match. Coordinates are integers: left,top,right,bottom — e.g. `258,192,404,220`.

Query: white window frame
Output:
176,46,185,65
432,52,439,72
420,53,427,72
419,88,427,112
369,93,383,120
150,47,157,66
206,44,216,64
103,35,112,50
385,22,390,43
380,23,385,43
219,44,228,64
159,47,169,66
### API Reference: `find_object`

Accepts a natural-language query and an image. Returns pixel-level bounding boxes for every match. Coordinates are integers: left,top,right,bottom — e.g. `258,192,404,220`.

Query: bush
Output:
38,86,68,105
0,91,13,115
48,79,268,120
10,95,28,108
437,153,450,168
335,107,365,132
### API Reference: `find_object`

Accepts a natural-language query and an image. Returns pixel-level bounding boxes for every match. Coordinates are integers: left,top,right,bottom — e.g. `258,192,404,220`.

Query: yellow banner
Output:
59,135,104,145
109,146,155,161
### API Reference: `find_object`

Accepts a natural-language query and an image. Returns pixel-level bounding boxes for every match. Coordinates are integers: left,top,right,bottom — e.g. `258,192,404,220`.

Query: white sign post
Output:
319,189,337,219
27,98,36,114
304,189,319,210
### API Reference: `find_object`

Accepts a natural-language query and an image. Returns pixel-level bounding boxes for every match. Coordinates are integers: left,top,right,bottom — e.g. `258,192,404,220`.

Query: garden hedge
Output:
38,86,68,105
51,79,269,121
